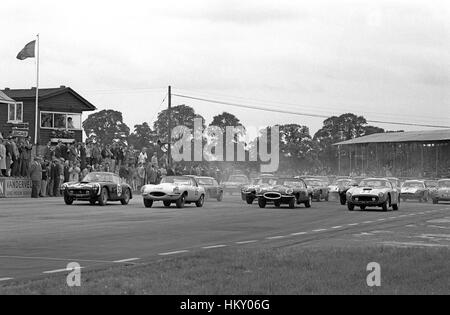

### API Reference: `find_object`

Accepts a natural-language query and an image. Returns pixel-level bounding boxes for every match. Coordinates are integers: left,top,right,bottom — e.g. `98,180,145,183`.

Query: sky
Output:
1,0,449,136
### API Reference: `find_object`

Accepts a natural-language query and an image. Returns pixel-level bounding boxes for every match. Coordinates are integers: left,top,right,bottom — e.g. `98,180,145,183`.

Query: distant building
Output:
1,86,96,145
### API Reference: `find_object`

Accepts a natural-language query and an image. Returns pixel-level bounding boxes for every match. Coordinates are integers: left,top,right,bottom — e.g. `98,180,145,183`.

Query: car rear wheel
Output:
217,192,223,202
163,201,172,207
305,195,312,208
347,203,355,211
121,189,131,205
196,195,205,207
325,193,329,202
258,197,266,208
144,199,153,208
98,188,108,206
246,196,254,204
64,194,74,205
176,194,186,208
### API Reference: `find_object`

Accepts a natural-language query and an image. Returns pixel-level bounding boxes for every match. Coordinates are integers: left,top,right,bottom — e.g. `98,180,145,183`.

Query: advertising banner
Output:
0,178,32,198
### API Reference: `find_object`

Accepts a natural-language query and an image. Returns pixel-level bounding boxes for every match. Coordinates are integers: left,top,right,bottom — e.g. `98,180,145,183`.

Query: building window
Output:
40,112,82,130
8,102,23,123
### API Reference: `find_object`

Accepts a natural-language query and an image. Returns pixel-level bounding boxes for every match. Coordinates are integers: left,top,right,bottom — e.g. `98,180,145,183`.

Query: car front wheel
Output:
144,199,153,208
98,188,109,206
258,197,267,208
64,194,74,205
347,203,355,211
176,194,186,208
121,189,131,205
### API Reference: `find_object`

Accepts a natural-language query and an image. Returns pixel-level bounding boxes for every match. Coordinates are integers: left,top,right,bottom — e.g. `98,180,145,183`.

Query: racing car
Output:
61,172,132,206
400,180,430,202
241,176,277,204
141,176,206,208
304,178,329,201
346,178,400,211
256,177,313,209
430,179,450,204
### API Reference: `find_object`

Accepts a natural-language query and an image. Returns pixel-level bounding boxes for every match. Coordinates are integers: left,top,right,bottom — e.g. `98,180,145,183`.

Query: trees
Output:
82,110,130,145
128,122,157,150
153,105,205,143
313,113,385,172
278,124,319,171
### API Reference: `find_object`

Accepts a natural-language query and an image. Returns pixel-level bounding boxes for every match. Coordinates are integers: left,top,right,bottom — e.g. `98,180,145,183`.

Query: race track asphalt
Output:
1,194,450,282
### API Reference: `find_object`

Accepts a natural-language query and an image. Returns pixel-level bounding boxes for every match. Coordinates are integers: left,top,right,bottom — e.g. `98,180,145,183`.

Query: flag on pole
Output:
16,40,36,60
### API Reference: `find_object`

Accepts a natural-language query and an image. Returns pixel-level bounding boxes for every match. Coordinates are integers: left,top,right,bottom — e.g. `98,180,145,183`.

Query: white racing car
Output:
141,176,206,208
346,178,400,211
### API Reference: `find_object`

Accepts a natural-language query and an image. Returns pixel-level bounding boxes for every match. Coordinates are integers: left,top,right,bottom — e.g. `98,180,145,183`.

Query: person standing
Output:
138,148,148,165
40,160,48,197
30,157,43,198
20,138,33,177
0,137,6,176
151,152,158,167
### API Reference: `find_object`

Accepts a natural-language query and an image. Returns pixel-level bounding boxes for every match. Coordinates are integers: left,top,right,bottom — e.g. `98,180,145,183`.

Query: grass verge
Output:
1,246,449,294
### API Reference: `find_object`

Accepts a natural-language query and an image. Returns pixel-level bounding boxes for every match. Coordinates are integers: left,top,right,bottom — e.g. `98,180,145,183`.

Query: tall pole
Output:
34,34,40,146
167,85,172,167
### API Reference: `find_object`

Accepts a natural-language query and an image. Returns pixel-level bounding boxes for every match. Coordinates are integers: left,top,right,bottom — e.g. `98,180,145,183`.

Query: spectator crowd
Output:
0,134,223,198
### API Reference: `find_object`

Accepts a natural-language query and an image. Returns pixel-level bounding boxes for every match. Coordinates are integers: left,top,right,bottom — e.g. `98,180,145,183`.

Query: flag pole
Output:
34,34,39,146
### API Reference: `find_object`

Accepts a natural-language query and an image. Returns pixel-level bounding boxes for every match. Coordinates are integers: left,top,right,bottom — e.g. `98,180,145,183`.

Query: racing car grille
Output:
150,192,166,197
71,190,89,195
263,192,282,199
352,196,378,202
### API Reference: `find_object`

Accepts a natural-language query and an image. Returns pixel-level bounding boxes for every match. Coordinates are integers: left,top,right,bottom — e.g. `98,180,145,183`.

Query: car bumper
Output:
142,193,182,201
63,189,98,200
348,195,386,206
400,193,424,199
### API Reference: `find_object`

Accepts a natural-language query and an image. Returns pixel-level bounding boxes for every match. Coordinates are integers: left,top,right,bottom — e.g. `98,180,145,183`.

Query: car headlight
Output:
286,188,294,194
378,192,384,197
346,191,352,197
61,183,68,190
141,186,146,194
173,187,180,194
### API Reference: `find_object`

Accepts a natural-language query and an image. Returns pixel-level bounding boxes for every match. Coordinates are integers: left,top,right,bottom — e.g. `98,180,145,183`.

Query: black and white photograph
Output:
0,0,449,301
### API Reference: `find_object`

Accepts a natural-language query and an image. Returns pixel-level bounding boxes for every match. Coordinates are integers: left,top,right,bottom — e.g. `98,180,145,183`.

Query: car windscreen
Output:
359,180,389,188
281,180,305,188
438,180,450,188
257,178,277,185
402,182,425,188
82,173,113,183
305,180,323,186
336,180,352,187
228,176,248,183
161,177,191,185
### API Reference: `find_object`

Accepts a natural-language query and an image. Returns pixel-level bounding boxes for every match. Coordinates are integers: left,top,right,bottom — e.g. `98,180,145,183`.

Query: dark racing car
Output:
193,176,224,201
241,176,278,204
256,177,313,209
61,172,132,206
304,178,329,201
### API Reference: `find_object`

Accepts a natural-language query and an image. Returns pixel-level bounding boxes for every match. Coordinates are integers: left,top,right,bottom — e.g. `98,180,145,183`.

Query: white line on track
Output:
43,267,84,274
113,258,140,263
266,236,286,240
235,240,258,244
331,226,343,229
362,221,374,224
377,219,386,221
0,278,13,282
290,232,307,236
202,245,228,249
347,223,359,226
158,250,189,256
312,229,328,232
